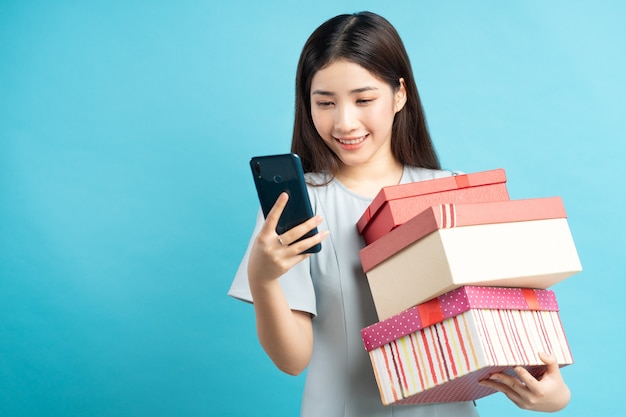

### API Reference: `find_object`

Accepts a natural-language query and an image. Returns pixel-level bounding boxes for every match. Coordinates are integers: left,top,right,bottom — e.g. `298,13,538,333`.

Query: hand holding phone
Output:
250,153,321,254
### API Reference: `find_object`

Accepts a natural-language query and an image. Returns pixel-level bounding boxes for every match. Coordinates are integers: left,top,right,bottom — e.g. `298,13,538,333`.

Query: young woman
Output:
229,11,570,417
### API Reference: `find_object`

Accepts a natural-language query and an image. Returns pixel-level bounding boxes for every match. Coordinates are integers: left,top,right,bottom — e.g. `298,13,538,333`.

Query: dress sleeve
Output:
227,208,318,316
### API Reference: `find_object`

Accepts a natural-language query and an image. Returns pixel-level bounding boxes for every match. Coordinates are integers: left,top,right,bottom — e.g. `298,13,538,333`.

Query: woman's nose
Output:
334,104,358,132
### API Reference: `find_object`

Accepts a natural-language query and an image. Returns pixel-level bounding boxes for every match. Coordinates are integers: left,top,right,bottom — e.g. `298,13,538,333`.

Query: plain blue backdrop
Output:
1,1,624,416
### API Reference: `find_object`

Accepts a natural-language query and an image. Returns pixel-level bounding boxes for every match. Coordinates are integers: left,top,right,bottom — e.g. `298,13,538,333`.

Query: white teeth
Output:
337,135,366,145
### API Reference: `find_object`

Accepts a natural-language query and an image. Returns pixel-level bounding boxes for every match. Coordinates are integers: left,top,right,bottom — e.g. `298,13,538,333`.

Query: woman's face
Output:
310,60,406,170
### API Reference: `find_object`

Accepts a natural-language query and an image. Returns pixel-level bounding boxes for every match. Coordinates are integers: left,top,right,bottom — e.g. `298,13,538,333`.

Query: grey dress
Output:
229,166,480,417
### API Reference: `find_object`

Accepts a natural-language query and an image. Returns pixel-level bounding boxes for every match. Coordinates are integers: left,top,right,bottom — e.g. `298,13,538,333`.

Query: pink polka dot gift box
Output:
357,169,509,245
360,286,573,405
360,197,582,320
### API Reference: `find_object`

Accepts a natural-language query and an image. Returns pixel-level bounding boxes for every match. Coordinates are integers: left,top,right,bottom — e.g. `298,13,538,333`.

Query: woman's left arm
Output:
479,352,571,412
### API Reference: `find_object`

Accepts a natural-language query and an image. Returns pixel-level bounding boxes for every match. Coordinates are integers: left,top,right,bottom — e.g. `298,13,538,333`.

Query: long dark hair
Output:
291,11,441,174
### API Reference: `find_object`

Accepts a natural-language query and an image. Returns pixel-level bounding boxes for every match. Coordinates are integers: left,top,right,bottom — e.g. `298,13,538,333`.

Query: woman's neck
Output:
335,159,404,198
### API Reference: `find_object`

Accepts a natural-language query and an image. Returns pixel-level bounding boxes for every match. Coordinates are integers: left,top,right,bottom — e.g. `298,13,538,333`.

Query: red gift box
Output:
361,286,573,405
360,197,582,320
357,169,509,245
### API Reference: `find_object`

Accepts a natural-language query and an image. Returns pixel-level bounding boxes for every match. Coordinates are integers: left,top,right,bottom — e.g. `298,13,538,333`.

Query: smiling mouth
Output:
336,134,368,145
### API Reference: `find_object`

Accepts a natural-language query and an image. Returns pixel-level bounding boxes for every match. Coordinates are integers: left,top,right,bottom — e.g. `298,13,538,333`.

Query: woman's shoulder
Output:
403,165,464,183
304,171,332,185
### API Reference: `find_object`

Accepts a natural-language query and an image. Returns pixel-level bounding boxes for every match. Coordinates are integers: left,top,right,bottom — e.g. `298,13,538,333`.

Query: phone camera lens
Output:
254,162,261,174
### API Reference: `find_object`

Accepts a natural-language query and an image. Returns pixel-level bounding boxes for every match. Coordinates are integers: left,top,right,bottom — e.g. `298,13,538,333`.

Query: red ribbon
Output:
521,288,542,310
454,174,471,189
417,298,445,327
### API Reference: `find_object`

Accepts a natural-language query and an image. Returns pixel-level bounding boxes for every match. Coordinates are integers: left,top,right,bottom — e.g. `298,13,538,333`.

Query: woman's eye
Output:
317,101,334,107
357,98,374,105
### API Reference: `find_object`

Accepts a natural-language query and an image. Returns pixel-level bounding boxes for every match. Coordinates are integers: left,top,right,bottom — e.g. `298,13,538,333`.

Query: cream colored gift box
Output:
360,198,582,320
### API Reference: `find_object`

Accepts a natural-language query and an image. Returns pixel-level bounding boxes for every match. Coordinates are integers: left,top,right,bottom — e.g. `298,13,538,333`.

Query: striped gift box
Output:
361,286,573,405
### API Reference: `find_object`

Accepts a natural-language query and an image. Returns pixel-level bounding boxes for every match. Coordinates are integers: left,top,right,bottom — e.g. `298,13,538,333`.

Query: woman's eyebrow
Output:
351,86,378,94
311,86,379,96
311,89,334,96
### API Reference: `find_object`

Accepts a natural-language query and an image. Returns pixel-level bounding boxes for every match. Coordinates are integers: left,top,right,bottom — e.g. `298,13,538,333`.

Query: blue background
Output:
1,1,624,416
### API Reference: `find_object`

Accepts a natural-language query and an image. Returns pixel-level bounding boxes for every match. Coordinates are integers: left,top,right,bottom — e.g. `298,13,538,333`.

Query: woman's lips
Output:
335,134,368,146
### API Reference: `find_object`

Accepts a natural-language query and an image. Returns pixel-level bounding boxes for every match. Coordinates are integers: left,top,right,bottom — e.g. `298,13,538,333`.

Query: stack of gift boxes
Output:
356,169,582,405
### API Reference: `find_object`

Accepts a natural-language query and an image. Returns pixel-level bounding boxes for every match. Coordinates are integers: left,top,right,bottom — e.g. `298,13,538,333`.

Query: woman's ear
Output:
394,78,407,113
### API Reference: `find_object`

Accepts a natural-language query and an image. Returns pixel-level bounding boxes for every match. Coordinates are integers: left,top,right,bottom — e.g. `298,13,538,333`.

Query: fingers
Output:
481,353,558,392
513,353,558,388
250,192,327,282
278,214,324,244
511,365,534,386
263,192,289,234
538,352,559,372
479,374,524,406
262,193,326,252
479,352,571,412
481,372,523,394
283,227,329,254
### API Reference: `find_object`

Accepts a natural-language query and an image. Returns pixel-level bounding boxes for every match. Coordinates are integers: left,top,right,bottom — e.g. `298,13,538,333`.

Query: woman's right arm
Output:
247,192,327,375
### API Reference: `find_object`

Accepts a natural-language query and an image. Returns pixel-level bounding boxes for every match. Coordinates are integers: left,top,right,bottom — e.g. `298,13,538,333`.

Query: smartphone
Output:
250,153,321,253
